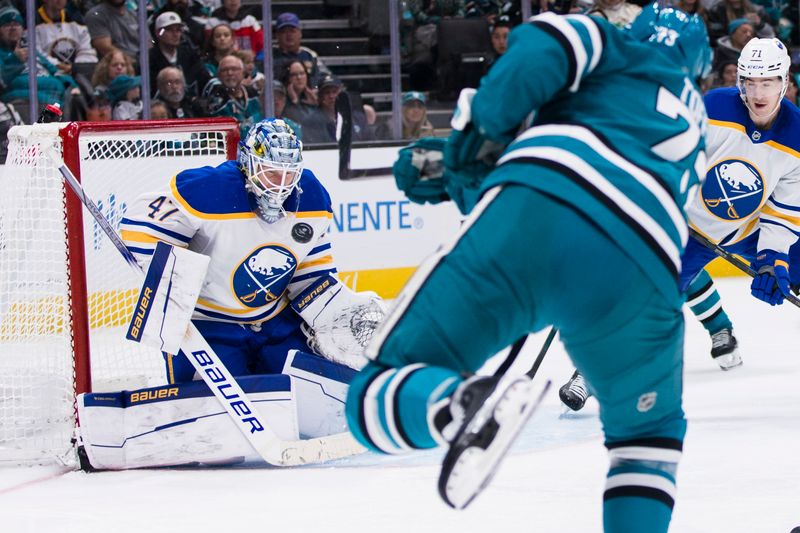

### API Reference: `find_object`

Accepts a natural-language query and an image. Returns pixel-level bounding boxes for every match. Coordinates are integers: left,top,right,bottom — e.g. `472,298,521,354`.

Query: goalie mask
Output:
627,3,712,81
238,119,303,223
737,38,790,121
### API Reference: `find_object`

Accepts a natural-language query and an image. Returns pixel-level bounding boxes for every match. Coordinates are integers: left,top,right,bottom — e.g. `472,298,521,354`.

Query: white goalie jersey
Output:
120,161,338,327
687,88,800,254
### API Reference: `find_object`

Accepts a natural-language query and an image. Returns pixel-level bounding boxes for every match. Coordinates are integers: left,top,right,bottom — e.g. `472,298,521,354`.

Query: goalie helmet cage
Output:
0,119,239,466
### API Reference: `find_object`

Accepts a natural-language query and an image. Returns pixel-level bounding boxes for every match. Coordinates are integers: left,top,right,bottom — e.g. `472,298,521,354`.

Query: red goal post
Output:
0,119,239,466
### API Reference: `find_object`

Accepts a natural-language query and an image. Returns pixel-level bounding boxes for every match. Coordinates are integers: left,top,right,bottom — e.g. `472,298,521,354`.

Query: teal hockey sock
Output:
345,362,460,454
685,270,733,334
603,438,682,533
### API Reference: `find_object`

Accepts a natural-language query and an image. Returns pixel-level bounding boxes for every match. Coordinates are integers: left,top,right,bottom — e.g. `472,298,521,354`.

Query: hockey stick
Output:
336,91,393,179
526,327,557,378
44,145,365,466
688,227,800,309
491,327,557,379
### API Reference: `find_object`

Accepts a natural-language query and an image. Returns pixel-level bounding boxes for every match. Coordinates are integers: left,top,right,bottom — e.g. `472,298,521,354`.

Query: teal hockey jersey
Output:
477,13,707,302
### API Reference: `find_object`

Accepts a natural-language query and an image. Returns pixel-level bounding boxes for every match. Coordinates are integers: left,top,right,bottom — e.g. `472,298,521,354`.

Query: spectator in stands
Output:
0,6,77,121
85,0,140,59
282,59,318,126
0,100,22,161
785,72,799,106
301,75,343,144
485,14,510,72
272,12,332,88
150,12,210,98
150,100,170,119
35,0,98,82
154,66,197,119
91,46,134,92
710,59,738,89
674,0,708,23
235,49,264,95
152,0,205,51
402,90,434,139
85,87,112,120
713,18,755,71
407,1,466,25
205,0,263,55
271,79,302,139
707,0,774,45
306,75,373,144
203,23,236,77
586,0,641,28
108,74,142,120
201,54,262,136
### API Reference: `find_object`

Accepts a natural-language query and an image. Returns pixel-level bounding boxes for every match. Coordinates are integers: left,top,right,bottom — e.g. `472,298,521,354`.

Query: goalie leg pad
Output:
77,375,299,470
281,349,357,438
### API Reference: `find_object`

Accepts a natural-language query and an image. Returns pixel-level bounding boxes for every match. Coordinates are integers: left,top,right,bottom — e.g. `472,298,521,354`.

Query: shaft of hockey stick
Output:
45,145,365,466
490,327,556,379
688,227,800,309
526,327,557,379
336,91,392,179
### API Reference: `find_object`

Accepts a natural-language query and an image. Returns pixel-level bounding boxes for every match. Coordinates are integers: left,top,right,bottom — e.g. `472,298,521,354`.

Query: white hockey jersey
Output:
35,9,98,65
687,87,800,255
121,161,337,325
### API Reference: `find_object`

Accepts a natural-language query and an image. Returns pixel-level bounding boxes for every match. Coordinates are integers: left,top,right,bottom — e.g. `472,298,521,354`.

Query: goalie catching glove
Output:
291,275,386,369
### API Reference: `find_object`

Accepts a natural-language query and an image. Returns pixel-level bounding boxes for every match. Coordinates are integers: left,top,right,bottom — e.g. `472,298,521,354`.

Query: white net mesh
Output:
0,122,235,466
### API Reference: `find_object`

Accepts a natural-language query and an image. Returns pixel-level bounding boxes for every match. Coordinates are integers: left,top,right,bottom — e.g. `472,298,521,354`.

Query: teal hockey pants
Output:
346,184,686,533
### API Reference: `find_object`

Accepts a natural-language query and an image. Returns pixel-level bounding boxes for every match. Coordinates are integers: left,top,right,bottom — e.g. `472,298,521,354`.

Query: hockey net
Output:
0,119,239,466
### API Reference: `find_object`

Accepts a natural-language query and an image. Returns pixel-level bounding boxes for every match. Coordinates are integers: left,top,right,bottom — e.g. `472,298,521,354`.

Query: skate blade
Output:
715,349,743,371
439,379,551,510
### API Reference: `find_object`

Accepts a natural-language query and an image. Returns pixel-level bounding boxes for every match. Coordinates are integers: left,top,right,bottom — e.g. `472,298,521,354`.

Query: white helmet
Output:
737,38,790,117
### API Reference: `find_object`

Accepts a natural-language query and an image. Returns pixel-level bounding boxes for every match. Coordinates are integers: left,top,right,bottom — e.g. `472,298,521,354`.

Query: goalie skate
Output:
438,375,551,510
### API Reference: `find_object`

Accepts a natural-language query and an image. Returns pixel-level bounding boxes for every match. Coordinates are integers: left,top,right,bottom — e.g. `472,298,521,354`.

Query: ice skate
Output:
438,374,550,510
710,328,742,371
558,370,592,411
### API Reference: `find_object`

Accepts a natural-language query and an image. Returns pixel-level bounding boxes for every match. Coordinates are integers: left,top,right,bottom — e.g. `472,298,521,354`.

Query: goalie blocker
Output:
77,350,357,470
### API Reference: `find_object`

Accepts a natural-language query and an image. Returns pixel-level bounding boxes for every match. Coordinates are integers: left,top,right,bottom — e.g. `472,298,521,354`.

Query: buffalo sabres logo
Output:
232,245,297,308
701,159,764,220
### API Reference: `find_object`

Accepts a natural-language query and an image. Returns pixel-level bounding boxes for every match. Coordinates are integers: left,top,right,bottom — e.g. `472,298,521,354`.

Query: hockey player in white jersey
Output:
561,37,800,411
75,119,384,469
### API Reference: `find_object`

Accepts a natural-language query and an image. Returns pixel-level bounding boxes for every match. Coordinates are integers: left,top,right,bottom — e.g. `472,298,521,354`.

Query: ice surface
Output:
1,278,798,532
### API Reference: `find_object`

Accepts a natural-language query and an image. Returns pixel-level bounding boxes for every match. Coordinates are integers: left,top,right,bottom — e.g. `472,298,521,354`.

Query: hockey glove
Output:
291,275,386,370
393,137,450,205
751,250,791,306
444,88,508,176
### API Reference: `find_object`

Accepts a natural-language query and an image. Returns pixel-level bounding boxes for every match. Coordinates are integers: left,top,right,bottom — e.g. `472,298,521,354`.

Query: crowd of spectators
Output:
0,0,799,156
0,1,373,143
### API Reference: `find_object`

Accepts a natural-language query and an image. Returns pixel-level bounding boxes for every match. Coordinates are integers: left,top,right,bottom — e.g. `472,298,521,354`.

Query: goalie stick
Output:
44,145,366,467
688,227,800,309
336,91,393,179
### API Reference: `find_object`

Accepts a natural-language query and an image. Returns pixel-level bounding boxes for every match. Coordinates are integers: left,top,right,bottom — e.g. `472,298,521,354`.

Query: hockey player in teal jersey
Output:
561,37,800,411
344,5,711,533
